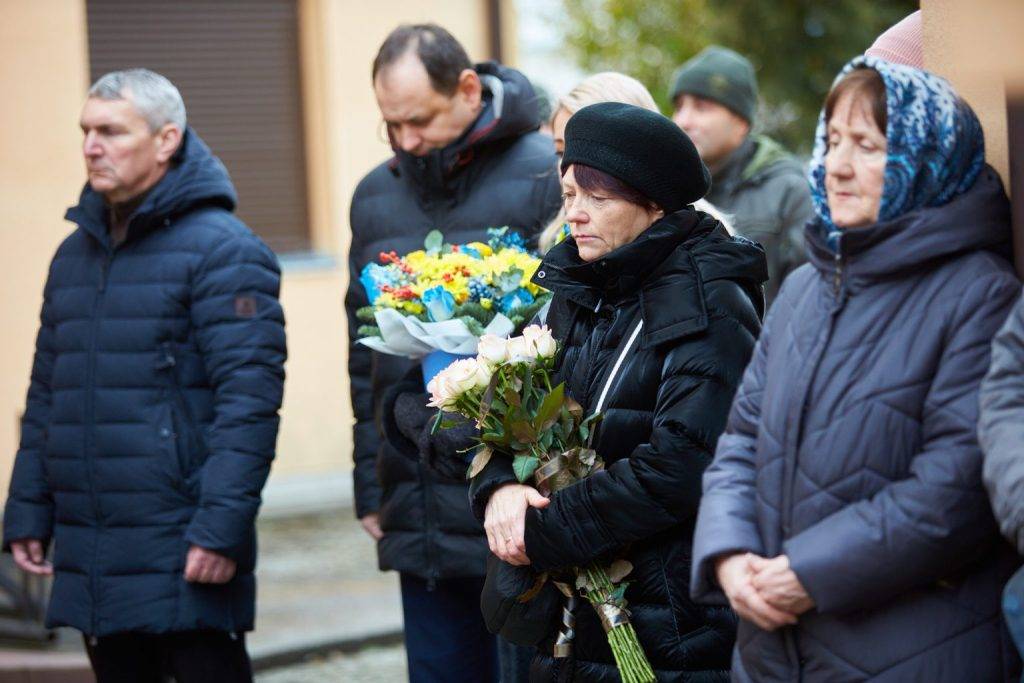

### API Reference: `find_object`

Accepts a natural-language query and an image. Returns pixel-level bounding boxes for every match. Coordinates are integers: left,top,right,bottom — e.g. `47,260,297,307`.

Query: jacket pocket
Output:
156,341,206,494
155,400,189,496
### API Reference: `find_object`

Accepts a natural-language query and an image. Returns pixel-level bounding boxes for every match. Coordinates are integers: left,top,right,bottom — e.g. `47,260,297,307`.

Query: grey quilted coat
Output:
691,163,1022,681
981,292,1024,553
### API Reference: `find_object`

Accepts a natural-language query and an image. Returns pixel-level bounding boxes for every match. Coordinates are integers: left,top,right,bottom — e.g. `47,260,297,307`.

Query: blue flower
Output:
461,245,483,259
499,287,534,313
487,226,527,252
422,286,456,322
359,262,394,304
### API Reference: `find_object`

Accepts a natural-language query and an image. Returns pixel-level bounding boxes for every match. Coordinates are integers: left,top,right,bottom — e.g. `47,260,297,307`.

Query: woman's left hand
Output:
750,555,815,616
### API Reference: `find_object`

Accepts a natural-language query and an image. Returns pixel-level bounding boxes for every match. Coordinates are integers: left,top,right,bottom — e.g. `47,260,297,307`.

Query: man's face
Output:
672,94,750,169
374,52,481,157
80,94,179,204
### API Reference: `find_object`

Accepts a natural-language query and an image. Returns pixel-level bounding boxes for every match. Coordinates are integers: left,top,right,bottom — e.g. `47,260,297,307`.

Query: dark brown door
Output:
86,0,311,254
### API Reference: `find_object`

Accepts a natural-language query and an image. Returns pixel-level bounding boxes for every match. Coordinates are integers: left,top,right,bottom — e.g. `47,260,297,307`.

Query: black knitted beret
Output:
560,102,710,213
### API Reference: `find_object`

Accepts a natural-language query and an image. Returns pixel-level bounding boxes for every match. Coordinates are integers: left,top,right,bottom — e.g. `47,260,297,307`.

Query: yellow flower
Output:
480,298,493,310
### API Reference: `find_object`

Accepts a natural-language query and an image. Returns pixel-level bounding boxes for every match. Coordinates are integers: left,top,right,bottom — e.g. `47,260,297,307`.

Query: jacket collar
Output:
805,166,1011,293
65,128,237,249
390,62,542,196
536,210,767,346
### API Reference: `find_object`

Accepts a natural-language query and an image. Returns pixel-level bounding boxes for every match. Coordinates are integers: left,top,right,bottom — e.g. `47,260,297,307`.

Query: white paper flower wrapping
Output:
357,308,514,359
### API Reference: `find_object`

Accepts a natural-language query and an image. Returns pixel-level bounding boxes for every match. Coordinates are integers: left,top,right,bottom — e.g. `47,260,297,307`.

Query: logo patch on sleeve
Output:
234,295,258,318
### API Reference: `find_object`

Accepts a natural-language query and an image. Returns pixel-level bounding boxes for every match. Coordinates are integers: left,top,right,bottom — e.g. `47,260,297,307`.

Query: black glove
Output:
419,412,477,482
393,391,433,444
480,554,561,647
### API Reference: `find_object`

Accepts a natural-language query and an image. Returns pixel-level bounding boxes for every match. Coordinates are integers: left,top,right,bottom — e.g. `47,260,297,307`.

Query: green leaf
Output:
430,410,444,435
424,230,444,254
511,420,537,444
453,301,495,326
356,325,381,338
533,383,565,431
503,387,522,409
513,454,541,482
356,306,378,322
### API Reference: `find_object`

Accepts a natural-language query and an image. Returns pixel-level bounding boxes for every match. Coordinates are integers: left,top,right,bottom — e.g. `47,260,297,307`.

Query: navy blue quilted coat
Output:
2,129,286,636
692,56,1021,682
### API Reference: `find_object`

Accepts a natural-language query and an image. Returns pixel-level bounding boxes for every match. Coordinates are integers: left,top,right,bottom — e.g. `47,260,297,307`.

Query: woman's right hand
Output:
716,552,798,632
484,483,550,566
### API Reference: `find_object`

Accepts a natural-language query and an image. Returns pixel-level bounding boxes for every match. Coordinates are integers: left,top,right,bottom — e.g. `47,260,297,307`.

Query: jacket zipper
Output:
85,248,113,636
832,249,843,298
781,240,846,677
420,461,439,590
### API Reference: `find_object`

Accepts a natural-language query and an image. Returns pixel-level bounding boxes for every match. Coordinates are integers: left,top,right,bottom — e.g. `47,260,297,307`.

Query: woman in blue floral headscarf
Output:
690,55,1022,681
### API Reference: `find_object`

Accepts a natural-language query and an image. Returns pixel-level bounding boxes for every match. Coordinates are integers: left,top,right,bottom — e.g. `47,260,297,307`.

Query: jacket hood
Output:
741,135,801,183
806,165,1011,288
537,209,768,339
392,62,542,188
808,55,985,232
67,128,237,245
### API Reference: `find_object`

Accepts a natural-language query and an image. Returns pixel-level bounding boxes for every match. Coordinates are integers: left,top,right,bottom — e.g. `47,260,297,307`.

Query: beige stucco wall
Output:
0,0,90,498
272,0,491,484
921,0,1024,270
0,1,497,506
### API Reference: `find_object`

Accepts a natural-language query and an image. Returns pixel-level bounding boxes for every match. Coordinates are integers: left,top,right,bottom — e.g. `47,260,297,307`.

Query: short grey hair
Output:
88,68,187,132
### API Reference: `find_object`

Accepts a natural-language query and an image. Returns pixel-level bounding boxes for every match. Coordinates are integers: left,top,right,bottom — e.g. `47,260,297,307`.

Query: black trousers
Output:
84,630,253,683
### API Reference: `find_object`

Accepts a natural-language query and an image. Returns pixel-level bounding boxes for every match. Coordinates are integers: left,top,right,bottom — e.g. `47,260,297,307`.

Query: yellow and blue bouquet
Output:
356,228,552,382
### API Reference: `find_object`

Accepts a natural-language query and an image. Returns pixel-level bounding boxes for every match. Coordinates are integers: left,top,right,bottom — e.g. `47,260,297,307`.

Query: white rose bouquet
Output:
427,325,655,683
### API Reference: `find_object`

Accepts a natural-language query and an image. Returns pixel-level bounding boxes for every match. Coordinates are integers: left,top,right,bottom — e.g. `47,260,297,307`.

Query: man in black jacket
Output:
346,24,561,680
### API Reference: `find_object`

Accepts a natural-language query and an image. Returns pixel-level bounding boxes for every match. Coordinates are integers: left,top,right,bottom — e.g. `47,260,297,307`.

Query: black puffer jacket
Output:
472,211,767,681
346,61,561,580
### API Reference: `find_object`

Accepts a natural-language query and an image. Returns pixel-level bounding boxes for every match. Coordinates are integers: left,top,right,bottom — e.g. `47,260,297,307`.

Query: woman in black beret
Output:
470,102,769,681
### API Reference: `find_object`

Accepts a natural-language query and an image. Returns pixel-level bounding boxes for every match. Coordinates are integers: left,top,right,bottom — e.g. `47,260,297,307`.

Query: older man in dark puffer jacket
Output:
3,69,285,683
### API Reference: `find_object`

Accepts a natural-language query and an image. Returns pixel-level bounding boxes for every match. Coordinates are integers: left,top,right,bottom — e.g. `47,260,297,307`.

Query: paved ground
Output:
256,644,408,682
0,508,406,681
250,509,404,660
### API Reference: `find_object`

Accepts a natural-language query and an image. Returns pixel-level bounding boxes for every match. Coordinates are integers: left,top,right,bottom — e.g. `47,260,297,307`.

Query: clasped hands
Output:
715,552,814,631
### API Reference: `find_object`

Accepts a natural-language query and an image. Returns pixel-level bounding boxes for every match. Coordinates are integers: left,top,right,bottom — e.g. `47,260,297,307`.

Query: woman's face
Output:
551,107,571,157
824,91,887,229
561,165,663,262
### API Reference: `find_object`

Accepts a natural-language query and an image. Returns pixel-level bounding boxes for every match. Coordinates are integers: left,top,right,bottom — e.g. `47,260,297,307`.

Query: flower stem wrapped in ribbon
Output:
427,326,656,683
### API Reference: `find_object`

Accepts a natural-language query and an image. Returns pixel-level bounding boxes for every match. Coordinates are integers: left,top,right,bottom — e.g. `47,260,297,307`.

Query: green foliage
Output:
424,229,444,255
356,306,377,323
357,324,380,338
514,453,542,482
560,0,916,152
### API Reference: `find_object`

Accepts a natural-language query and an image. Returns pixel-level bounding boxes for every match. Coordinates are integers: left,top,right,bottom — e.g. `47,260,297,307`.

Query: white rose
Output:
469,357,493,388
524,325,557,359
427,369,462,410
506,336,537,364
477,334,509,366
445,358,488,395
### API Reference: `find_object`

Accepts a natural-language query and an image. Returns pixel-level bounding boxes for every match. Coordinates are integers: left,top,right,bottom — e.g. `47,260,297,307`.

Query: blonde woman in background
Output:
539,72,732,253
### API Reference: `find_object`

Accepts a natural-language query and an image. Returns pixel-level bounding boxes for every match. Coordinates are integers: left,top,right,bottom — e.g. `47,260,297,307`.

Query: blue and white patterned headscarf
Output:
808,55,985,233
